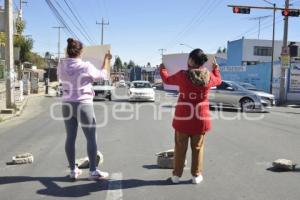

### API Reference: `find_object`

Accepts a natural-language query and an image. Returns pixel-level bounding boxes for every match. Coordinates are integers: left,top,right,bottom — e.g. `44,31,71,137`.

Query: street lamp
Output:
262,0,276,94
180,43,194,50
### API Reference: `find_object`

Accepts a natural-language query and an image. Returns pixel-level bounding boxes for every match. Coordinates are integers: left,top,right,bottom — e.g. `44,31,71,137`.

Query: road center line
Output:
105,172,123,200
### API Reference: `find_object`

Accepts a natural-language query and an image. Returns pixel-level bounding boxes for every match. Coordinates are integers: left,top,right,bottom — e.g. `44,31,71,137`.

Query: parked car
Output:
93,80,114,101
209,80,275,112
128,81,155,102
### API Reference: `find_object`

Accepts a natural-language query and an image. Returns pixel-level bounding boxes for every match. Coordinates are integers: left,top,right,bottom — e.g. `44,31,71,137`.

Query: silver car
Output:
209,81,275,112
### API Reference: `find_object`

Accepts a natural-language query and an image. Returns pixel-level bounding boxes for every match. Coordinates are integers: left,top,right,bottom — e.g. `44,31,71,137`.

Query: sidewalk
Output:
0,82,46,123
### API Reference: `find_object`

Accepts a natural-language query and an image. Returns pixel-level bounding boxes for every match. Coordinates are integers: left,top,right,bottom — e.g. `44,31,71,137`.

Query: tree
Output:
15,18,26,35
113,56,123,72
222,48,227,53
123,62,128,69
127,60,135,69
27,52,46,69
0,32,5,46
14,35,33,63
217,47,222,54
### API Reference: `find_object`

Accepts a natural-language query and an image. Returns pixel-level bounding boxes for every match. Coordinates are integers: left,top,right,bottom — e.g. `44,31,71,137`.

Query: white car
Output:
93,80,114,101
128,81,156,102
117,80,126,87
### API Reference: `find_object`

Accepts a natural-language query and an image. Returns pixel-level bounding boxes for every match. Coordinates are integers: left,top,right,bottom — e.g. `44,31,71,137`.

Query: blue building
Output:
224,38,300,101
227,37,288,66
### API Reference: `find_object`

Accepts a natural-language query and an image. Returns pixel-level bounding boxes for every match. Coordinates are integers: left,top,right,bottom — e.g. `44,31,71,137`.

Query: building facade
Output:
227,37,300,66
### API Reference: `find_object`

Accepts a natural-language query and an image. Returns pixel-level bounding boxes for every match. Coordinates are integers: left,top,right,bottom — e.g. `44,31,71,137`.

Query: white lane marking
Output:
105,172,123,200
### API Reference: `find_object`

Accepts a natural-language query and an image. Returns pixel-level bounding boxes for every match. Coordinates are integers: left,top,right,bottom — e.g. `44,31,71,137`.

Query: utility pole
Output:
96,18,109,45
158,49,167,62
249,15,271,39
270,3,276,94
279,0,290,105
5,0,15,108
52,26,64,61
19,0,27,19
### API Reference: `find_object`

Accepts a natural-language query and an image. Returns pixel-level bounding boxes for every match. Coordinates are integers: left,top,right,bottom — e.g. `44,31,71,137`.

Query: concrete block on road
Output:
156,149,187,169
272,159,297,171
7,153,34,165
76,151,104,169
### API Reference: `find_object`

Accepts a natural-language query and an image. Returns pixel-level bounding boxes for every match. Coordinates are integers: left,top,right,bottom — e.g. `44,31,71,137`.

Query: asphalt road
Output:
0,88,300,200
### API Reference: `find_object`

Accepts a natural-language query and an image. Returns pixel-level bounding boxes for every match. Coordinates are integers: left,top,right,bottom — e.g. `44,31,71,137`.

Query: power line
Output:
164,0,220,49
138,0,221,65
13,0,18,11
249,15,272,39
45,0,80,40
63,0,97,44
53,0,95,45
174,0,222,43
62,0,96,44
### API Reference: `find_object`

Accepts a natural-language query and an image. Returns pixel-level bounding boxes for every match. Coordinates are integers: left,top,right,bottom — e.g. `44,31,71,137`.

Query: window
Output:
217,82,231,90
254,46,272,56
131,82,151,88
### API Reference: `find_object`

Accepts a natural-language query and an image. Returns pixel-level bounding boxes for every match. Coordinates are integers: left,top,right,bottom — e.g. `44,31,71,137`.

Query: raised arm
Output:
88,52,112,81
159,64,181,85
101,51,112,69
208,63,222,87
87,62,108,81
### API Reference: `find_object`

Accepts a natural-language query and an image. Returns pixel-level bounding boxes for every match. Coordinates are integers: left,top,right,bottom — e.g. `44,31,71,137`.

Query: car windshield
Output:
236,82,259,91
93,80,110,86
226,82,246,91
131,82,151,88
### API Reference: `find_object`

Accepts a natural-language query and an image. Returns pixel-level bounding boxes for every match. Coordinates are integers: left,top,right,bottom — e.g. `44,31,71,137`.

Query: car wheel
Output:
240,98,255,112
107,95,112,101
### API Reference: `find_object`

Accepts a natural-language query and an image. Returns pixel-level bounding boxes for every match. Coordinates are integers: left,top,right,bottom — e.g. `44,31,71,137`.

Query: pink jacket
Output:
57,58,107,103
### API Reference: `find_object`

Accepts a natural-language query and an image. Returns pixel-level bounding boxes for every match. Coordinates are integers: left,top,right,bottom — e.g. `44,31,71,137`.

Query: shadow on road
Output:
266,167,300,173
142,164,164,170
0,175,187,198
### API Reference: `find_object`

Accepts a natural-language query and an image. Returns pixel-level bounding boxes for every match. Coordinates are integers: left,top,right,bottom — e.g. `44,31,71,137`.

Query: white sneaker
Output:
170,175,180,184
89,169,109,180
192,175,203,184
69,167,82,180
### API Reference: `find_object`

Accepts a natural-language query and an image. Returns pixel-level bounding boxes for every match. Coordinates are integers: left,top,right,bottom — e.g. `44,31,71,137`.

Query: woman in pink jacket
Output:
57,38,111,180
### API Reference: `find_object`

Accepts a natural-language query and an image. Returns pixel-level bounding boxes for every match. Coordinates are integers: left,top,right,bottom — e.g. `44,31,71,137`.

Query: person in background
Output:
160,49,222,184
57,38,111,180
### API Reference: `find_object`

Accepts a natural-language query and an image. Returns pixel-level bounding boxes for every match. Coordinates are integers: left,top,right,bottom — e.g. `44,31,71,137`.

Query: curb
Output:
0,96,29,123
15,96,29,117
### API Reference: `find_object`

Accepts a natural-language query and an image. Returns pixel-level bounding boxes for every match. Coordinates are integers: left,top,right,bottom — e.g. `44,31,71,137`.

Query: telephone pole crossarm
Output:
96,18,110,45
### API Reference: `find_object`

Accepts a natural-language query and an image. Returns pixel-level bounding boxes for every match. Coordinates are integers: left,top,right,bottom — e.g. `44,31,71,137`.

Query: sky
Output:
2,0,300,66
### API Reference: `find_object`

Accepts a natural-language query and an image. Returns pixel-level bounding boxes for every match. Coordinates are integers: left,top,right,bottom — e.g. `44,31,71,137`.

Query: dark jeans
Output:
62,101,98,171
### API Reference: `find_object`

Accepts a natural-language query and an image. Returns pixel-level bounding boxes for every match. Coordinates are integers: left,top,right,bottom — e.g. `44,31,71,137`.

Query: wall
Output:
227,39,243,66
220,63,271,93
242,39,282,63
